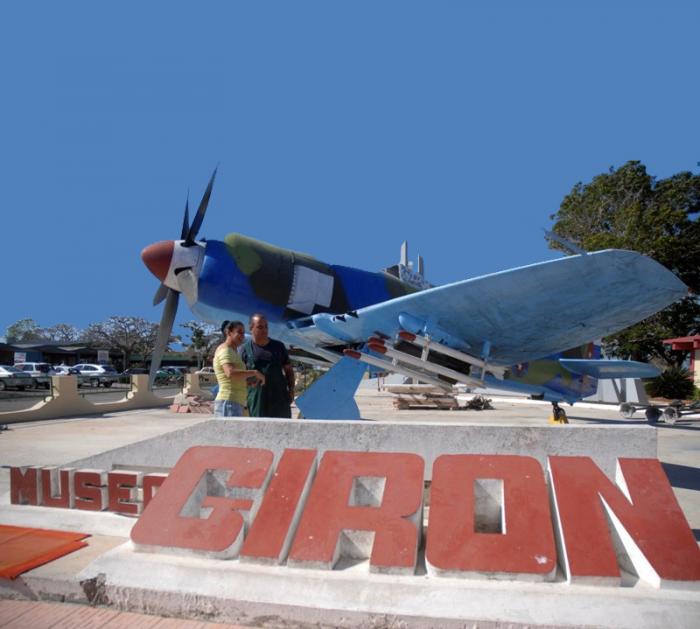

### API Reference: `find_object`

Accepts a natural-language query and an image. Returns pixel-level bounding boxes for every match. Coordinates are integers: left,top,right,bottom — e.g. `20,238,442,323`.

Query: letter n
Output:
287,451,424,574
549,456,700,587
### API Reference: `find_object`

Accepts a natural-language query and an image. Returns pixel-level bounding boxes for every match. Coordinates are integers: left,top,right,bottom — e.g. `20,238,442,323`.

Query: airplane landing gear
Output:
549,401,569,424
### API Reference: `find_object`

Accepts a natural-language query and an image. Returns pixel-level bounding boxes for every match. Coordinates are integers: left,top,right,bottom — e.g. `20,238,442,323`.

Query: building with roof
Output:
663,335,700,388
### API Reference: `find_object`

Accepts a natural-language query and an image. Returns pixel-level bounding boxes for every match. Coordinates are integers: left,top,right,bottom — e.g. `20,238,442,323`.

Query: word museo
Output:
10,446,700,587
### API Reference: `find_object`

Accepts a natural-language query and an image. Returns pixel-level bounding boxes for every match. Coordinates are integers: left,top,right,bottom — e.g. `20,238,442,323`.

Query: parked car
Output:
72,364,119,388
14,362,55,389
162,366,188,376
119,367,149,384
195,365,216,386
153,368,176,384
0,365,35,391
53,365,81,376
121,368,149,376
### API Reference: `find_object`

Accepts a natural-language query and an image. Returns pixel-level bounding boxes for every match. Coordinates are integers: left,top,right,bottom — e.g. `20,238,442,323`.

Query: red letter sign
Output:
41,467,75,509
549,456,700,587
74,470,107,511
131,446,273,558
426,454,556,579
288,451,424,573
10,466,41,505
107,471,143,515
241,449,317,564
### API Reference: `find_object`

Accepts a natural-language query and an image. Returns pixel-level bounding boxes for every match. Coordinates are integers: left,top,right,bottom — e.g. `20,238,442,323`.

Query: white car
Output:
72,364,119,388
0,365,35,391
195,366,216,385
14,362,55,389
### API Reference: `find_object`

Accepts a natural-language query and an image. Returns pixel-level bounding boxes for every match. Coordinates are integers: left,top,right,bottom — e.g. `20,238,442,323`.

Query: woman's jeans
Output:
214,400,244,417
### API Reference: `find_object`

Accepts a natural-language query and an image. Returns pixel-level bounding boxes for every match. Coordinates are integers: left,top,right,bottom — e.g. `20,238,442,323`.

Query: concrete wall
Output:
0,375,170,424
584,377,648,404
66,417,657,480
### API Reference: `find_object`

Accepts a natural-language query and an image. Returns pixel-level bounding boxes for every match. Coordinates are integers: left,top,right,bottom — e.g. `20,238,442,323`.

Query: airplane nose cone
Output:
141,241,174,281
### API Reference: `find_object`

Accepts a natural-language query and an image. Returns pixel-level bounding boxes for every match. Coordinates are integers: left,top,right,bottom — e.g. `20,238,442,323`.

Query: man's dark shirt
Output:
240,339,291,418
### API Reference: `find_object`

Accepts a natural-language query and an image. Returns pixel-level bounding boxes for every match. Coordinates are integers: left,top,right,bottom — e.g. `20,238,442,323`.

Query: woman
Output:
213,320,265,417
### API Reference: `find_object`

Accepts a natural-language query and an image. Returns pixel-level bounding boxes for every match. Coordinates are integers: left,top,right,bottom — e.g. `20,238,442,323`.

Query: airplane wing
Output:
285,249,687,366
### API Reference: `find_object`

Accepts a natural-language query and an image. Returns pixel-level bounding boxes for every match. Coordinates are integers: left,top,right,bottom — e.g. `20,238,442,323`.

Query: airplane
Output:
141,170,688,421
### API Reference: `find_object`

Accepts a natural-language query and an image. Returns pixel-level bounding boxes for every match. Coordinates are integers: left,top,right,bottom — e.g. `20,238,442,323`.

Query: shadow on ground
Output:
569,416,700,431
566,416,642,426
662,462,700,492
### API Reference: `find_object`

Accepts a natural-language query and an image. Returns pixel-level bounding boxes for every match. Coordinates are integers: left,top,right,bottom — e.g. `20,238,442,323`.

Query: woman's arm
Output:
222,362,265,385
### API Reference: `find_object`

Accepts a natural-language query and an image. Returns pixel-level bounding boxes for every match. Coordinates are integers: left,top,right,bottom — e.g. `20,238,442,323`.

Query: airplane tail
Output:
508,342,659,403
559,358,660,380
555,342,659,401
557,340,660,379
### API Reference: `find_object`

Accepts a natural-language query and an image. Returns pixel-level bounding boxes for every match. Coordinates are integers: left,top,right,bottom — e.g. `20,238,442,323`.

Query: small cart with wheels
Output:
619,400,700,425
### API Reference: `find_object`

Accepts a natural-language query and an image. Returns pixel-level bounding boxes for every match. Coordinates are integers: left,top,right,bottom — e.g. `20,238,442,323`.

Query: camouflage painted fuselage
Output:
192,233,417,326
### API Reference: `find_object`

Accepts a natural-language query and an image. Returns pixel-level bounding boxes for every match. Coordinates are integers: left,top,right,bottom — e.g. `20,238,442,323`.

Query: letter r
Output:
287,451,424,574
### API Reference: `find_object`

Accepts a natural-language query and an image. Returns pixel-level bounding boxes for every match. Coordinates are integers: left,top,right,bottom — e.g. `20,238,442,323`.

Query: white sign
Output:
97,350,110,363
14,352,27,364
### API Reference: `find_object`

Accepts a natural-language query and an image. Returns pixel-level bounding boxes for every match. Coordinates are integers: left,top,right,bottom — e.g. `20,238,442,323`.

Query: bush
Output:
645,367,695,400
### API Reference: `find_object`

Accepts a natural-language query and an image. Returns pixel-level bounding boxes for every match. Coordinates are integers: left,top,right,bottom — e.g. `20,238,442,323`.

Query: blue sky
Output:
2,1,698,339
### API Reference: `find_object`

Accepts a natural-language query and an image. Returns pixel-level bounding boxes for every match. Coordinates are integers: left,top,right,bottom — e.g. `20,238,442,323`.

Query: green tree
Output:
5,318,43,342
181,321,219,368
549,161,700,366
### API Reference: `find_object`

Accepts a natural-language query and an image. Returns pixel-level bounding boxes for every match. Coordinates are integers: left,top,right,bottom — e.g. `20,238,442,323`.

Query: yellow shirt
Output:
213,345,247,405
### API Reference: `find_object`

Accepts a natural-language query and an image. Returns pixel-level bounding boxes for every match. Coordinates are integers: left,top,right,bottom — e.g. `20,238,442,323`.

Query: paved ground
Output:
0,599,247,628
0,389,698,627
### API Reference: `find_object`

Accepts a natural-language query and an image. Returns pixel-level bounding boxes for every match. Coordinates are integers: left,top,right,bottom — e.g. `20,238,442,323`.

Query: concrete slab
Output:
71,541,700,629
0,534,125,605
62,416,656,480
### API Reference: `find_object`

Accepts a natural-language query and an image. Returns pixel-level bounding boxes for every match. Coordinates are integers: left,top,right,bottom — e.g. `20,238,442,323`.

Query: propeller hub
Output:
141,241,174,281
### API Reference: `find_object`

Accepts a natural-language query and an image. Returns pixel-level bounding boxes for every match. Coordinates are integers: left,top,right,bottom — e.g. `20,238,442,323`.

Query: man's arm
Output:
283,363,295,403
277,341,295,403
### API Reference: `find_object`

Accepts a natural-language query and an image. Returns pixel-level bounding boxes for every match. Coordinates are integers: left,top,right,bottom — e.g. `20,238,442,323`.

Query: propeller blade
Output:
152,283,169,306
180,193,190,240
149,288,179,388
184,167,217,245
176,268,199,306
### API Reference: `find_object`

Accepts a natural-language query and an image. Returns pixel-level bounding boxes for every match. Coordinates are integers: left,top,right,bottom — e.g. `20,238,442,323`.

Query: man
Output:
240,313,295,418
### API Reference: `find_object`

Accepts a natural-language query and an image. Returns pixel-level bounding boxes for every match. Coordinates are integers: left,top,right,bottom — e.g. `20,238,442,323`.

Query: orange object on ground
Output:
0,524,89,579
